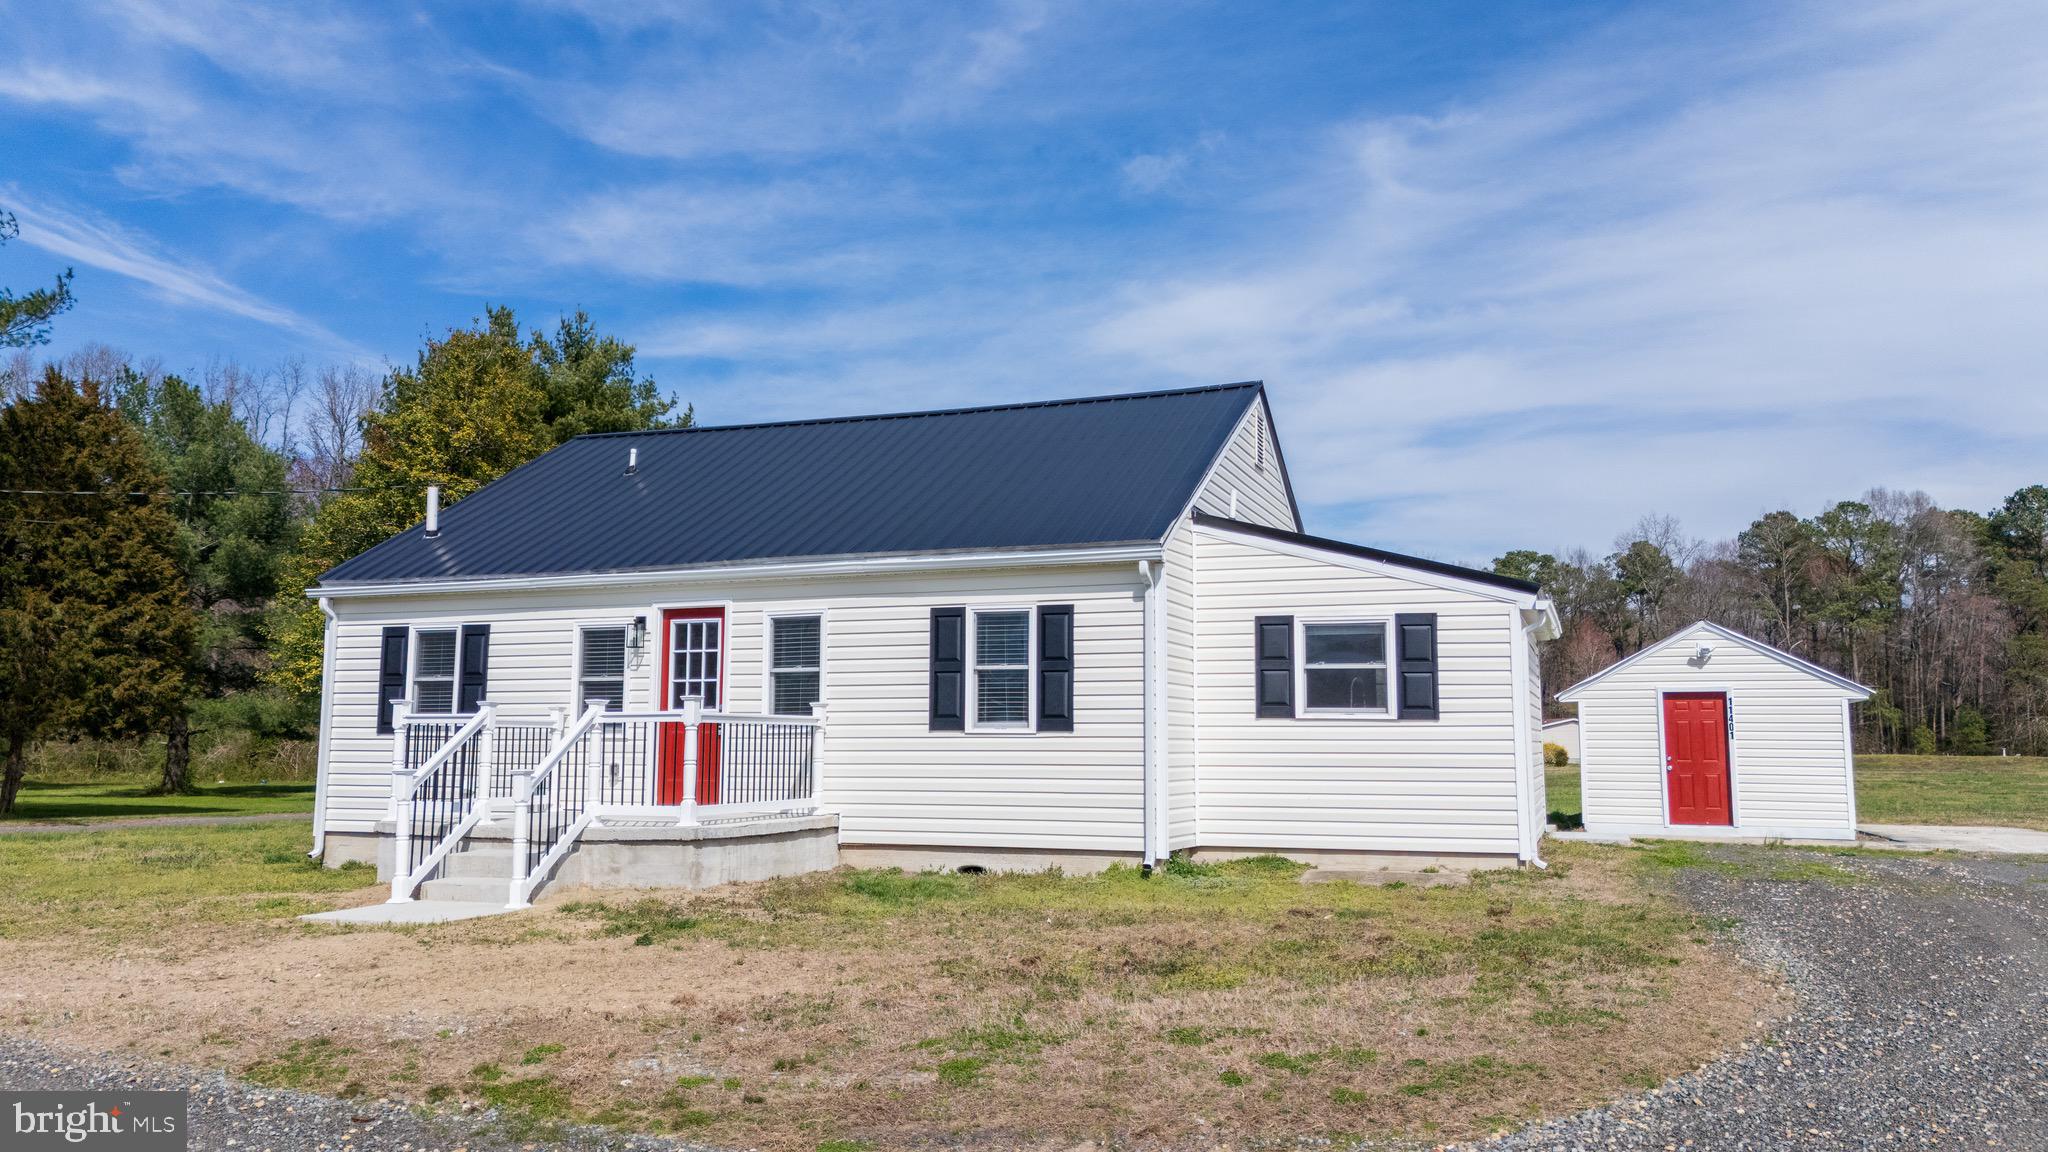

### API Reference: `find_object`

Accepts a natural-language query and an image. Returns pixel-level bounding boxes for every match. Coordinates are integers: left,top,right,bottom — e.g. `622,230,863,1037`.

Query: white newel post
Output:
387,701,413,902
809,701,828,813
583,698,606,812
679,695,702,826
475,701,497,809
509,765,532,909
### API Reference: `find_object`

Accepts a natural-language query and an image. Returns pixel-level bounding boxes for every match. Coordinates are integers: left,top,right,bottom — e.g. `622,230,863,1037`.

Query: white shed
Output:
1539,716,1580,762
1555,621,1871,842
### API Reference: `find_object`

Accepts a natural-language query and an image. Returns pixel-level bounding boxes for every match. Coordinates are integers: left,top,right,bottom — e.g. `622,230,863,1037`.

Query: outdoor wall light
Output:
628,616,649,668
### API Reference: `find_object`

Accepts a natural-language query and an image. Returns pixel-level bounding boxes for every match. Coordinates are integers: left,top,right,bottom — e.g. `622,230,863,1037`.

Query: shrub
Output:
1543,742,1570,767
1910,725,1938,756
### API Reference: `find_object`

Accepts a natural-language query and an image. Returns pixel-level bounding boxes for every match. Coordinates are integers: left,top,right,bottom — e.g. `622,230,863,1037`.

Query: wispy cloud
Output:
7,191,364,355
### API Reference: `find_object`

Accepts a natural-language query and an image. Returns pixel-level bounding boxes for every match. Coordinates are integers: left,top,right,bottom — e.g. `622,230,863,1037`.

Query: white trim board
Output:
1190,519,1552,613
313,544,1165,600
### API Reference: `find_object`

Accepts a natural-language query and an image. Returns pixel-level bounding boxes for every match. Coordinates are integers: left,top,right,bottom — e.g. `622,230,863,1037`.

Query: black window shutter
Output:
1037,604,1074,732
930,607,965,731
377,626,409,734
1397,613,1439,720
457,623,491,713
1255,615,1294,718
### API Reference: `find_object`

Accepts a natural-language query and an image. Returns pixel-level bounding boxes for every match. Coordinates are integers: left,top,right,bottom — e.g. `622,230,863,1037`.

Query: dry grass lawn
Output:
0,822,1776,1150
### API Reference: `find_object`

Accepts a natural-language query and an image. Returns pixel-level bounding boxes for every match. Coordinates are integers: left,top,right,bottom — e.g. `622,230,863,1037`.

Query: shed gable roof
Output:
1555,621,1874,701
319,383,1267,586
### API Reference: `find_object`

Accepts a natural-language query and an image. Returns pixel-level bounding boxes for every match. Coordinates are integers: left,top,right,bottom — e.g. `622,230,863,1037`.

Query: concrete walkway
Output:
1858,822,2048,854
300,900,518,925
0,811,309,835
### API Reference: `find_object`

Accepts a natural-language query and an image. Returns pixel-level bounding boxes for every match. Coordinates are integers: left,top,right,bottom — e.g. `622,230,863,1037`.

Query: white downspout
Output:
1139,558,1166,866
1508,608,1546,868
308,595,338,859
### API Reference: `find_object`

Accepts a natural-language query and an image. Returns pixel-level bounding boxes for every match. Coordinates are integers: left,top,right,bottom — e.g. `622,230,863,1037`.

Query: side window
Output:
770,616,822,715
972,609,1031,728
579,627,627,711
1300,621,1390,715
411,628,459,713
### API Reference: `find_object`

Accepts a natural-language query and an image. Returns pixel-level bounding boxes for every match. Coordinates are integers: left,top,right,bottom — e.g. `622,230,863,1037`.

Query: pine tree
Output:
0,369,196,812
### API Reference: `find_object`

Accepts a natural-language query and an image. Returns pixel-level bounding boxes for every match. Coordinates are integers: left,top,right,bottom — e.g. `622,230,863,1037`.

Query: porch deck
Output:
368,699,835,910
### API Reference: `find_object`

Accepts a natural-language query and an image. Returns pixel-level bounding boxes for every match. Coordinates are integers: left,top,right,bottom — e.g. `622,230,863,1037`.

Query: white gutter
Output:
311,543,1164,601
308,596,338,858
1509,607,1546,869
1139,558,1167,866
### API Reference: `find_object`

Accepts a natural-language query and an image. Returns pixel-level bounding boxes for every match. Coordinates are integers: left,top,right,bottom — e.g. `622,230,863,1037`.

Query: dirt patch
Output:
0,845,1776,1150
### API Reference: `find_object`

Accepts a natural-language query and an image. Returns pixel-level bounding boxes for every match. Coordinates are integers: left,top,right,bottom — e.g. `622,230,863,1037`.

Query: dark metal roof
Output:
1189,511,1542,595
320,383,1266,585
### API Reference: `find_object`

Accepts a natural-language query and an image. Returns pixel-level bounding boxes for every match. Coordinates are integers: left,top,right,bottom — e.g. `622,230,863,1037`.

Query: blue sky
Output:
3,0,2045,564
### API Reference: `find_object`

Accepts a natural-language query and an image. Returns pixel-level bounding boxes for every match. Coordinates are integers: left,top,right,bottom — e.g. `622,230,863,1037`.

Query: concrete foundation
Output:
322,815,840,895
540,815,840,890
837,843,1139,875
321,830,396,880
1185,845,1519,871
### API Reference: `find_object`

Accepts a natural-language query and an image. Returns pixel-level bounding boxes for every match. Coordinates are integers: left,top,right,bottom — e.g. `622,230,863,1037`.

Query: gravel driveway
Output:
0,1038,703,1152
1476,846,2048,1151
3,845,2044,1151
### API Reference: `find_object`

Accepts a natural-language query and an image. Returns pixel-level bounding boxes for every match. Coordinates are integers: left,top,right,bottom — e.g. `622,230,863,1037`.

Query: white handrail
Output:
396,706,495,801
604,708,820,726
388,703,496,903
507,702,608,908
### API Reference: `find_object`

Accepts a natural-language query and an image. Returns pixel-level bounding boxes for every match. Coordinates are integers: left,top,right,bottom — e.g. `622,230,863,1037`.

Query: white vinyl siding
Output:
1567,623,1861,840
1185,526,1525,857
1192,402,1295,530
321,564,1147,851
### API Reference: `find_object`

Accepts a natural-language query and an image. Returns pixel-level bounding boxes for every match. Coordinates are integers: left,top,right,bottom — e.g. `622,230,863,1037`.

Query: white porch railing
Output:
393,699,825,909
387,701,496,902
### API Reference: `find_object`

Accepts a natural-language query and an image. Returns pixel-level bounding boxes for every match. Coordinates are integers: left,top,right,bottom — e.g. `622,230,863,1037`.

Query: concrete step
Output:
420,874,512,904
444,845,513,878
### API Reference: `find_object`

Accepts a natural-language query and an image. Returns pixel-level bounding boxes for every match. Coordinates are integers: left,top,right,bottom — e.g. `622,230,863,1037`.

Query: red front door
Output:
1664,692,1732,825
657,607,724,805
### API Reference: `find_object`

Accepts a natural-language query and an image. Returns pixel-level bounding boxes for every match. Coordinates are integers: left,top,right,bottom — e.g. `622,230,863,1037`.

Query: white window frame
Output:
407,624,472,716
766,612,826,716
968,605,1037,733
573,623,633,712
1296,617,1397,719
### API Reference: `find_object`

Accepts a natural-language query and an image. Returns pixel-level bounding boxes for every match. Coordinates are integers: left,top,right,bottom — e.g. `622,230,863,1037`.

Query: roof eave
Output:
310,539,1164,600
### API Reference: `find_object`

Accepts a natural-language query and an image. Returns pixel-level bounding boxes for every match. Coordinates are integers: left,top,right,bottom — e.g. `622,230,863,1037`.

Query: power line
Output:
0,483,420,498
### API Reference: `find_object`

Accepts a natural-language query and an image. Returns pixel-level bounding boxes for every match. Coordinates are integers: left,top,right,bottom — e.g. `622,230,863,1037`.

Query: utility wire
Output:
0,483,421,498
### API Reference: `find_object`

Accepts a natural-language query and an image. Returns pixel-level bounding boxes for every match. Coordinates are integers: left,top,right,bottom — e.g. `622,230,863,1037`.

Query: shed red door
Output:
657,607,724,805
1663,692,1731,825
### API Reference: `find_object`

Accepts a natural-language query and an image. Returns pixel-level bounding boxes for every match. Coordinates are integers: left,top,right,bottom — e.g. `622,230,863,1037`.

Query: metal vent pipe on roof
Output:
627,447,638,475
424,485,441,538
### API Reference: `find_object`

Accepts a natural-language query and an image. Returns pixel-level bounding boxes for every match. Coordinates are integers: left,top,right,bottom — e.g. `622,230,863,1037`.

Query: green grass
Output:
2,780,316,823
1548,754,2048,832
1545,762,1582,829
0,819,374,938
1854,754,2048,830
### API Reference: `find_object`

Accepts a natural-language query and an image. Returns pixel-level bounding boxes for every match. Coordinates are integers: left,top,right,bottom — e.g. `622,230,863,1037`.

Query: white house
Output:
1556,621,1872,842
308,384,1560,908
1539,716,1580,762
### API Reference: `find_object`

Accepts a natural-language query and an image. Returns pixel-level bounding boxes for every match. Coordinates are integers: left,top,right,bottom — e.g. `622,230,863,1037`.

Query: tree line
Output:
0,212,686,812
1496,489,2048,755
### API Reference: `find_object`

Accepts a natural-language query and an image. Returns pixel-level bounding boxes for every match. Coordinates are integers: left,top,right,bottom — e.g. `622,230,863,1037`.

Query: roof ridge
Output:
577,381,1265,439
